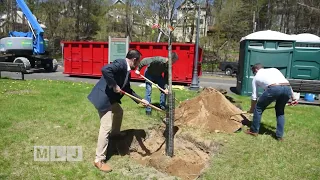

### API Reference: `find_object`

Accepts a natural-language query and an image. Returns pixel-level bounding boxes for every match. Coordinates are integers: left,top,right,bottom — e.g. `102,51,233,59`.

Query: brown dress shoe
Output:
245,129,258,136
94,161,112,172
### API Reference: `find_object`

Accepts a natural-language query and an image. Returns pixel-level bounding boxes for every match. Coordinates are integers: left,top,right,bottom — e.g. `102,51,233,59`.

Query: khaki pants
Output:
95,103,123,162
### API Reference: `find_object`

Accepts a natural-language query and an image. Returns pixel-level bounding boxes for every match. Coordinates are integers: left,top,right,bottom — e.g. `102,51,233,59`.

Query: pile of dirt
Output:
108,127,218,180
175,88,247,133
107,88,248,179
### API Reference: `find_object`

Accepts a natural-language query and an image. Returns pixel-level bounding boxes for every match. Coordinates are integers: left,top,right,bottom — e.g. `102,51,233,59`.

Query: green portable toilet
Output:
291,33,320,80
288,33,320,96
236,30,296,96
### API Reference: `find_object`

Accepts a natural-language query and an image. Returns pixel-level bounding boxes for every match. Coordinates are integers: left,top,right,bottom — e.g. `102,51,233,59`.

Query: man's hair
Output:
126,49,142,61
251,63,263,72
171,52,179,62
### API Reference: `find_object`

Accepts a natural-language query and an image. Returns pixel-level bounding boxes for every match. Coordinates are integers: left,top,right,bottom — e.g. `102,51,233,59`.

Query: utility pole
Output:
189,0,200,91
165,0,174,157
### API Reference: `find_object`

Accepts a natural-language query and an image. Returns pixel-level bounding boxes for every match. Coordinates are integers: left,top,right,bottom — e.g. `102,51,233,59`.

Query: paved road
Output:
1,66,237,92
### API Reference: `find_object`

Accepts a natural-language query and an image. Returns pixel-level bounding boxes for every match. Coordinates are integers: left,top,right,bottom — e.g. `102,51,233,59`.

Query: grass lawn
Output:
0,78,319,179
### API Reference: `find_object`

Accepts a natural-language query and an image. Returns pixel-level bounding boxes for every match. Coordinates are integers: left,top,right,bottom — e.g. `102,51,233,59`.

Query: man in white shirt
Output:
246,63,297,141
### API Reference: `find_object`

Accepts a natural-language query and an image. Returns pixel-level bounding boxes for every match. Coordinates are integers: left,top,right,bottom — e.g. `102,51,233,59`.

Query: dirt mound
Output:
108,128,218,180
175,88,247,133
106,88,248,179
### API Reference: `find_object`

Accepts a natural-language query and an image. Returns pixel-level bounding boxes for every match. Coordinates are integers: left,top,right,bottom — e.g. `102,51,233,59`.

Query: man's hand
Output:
163,88,169,95
247,106,255,114
135,70,140,75
289,99,298,106
113,85,121,94
247,100,257,114
141,99,149,106
247,109,254,114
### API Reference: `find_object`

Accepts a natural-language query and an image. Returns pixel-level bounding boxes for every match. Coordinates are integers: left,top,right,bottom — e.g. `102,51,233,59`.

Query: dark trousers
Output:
251,85,292,138
144,70,166,112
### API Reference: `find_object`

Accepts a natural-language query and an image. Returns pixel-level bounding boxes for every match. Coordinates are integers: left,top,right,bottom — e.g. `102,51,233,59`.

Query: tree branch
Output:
297,2,320,13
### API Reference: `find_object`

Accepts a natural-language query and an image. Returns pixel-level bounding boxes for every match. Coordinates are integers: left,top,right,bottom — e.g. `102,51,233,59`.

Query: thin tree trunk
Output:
204,0,209,37
284,0,290,34
279,0,284,33
125,0,132,41
189,9,196,43
75,0,81,40
266,0,271,29
182,18,186,43
294,1,300,34
5,0,10,33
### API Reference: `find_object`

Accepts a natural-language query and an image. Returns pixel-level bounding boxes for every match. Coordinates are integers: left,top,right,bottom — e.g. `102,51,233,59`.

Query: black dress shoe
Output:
109,132,127,139
276,137,284,142
146,111,152,116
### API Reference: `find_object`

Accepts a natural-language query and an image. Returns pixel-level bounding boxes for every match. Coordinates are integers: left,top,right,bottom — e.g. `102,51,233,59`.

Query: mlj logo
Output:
34,146,83,162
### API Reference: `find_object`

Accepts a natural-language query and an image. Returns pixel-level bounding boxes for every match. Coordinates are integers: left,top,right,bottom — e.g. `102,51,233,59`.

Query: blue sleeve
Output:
101,60,121,88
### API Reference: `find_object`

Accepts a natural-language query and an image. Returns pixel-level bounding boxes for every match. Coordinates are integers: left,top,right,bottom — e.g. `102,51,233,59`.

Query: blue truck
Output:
0,0,58,72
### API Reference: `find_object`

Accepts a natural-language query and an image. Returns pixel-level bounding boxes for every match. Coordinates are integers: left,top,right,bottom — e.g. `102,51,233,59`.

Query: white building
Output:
0,10,46,34
108,0,159,36
173,0,212,43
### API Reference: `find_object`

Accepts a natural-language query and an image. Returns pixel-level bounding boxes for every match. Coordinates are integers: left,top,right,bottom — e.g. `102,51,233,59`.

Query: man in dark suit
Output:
87,49,149,172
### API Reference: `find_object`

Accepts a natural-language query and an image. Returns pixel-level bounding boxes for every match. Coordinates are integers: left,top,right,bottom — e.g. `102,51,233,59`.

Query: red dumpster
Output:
62,41,202,84
63,41,109,76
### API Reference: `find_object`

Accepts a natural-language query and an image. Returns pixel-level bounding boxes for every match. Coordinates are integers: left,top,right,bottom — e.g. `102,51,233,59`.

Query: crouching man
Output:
246,63,297,141
135,52,179,115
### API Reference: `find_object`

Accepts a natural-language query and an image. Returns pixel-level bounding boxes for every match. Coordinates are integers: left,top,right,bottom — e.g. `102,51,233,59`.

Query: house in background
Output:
113,0,125,5
0,11,27,35
173,0,213,43
108,0,159,39
110,0,126,23
110,0,159,26
0,10,46,35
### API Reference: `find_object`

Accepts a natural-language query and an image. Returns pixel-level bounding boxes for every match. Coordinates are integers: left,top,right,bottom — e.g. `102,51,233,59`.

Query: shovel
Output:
139,74,181,104
230,102,297,119
230,106,275,118
120,90,165,113
230,112,251,118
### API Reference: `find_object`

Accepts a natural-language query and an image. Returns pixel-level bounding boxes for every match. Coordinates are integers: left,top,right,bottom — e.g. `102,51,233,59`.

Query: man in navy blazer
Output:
88,49,149,172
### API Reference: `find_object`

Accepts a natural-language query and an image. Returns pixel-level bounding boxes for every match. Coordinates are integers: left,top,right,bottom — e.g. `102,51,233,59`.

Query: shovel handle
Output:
140,74,165,91
139,74,181,103
120,90,164,112
230,112,250,117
